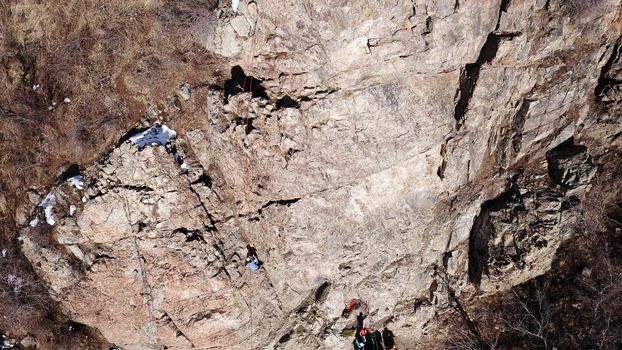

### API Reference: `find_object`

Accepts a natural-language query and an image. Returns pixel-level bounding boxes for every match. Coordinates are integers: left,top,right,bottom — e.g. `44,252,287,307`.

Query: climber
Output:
245,244,262,271
373,329,384,350
353,337,366,350
246,244,258,259
352,312,367,350
363,328,375,350
342,298,363,318
353,336,366,350
382,327,396,350
355,312,366,334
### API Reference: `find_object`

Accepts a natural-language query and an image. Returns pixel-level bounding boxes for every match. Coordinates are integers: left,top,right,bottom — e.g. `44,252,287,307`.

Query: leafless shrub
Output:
436,266,500,350
444,159,622,349
445,318,500,350
0,244,50,334
0,243,110,348
565,240,622,349
499,280,554,350
443,279,554,350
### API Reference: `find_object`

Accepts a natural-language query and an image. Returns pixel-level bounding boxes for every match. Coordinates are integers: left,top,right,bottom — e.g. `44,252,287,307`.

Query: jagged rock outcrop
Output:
15,0,622,349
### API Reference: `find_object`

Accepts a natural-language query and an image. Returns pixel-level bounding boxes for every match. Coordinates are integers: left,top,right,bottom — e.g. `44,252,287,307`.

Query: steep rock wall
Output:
16,0,622,349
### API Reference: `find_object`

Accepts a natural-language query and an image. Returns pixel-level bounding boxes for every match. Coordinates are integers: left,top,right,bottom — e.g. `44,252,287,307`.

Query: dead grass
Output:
0,0,224,227
0,239,109,349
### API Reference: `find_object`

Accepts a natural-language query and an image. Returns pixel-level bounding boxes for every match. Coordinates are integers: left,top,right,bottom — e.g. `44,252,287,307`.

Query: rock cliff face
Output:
15,0,622,349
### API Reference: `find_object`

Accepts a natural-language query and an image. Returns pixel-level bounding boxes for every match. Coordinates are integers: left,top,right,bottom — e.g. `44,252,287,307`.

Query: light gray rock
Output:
17,0,622,348
177,83,192,101
19,336,37,348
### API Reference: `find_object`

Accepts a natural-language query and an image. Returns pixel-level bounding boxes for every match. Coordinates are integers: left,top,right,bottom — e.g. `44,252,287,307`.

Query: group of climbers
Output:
241,248,397,348
353,313,396,350
342,299,396,350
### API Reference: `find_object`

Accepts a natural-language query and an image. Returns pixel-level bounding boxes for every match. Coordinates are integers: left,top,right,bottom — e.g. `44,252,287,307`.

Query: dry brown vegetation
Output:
0,0,223,215
0,0,226,346
0,237,109,349
443,162,622,349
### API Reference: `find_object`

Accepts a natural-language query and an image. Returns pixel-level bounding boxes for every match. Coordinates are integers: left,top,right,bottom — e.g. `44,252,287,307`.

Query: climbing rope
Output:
242,1,259,99
233,0,260,245
230,5,266,348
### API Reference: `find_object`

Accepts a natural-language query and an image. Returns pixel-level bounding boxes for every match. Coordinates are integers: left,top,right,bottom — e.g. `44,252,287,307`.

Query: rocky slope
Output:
6,0,622,349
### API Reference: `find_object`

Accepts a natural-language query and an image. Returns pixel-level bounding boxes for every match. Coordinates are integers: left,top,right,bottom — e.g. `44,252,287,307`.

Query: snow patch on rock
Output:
40,193,56,225
1,335,17,349
67,175,85,190
129,124,177,148
29,217,39,228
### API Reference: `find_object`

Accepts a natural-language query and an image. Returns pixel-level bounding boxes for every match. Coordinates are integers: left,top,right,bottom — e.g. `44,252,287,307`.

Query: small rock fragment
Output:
20,336,37,348
177,83,191,101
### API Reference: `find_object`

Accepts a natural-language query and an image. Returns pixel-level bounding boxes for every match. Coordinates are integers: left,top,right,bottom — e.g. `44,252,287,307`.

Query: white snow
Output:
67,175,85,190
1,249,6,258
1,339,17,349
129,124,177,148
63,97,71,103
82,196,87,203
32,84,40,91
40,192,56,225
29,217,39,228
181,163,189,172
69,204,76,216
232,0,239,12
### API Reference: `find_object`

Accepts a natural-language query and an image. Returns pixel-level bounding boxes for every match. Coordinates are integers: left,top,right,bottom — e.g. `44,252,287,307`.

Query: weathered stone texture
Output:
18,0,622,348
